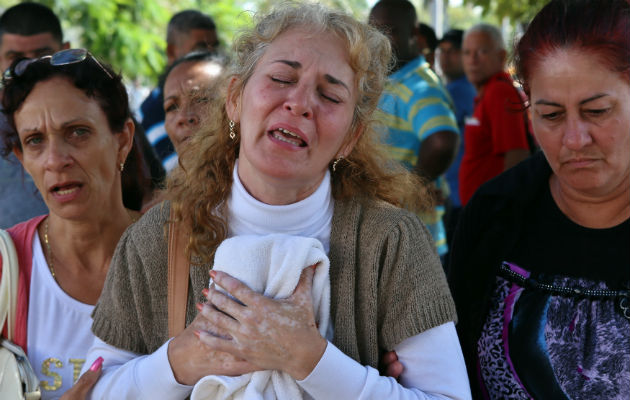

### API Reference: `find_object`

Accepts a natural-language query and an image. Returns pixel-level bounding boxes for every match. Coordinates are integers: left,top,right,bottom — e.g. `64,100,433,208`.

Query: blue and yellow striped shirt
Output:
378,56,459,256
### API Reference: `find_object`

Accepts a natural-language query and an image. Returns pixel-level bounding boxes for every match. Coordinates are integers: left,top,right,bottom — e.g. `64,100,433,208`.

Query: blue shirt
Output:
140,87,178,171
0,153,48,228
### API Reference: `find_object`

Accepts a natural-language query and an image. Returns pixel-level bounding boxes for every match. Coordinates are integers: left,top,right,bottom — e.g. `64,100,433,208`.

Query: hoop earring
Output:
332,156,343,172
229,120,236,140
119,162,125,172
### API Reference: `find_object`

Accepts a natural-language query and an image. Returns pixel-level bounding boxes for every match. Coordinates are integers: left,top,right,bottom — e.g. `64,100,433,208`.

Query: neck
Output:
236,160,327,205
445,72,466,83
45,202,135,272
549,174,630,228
474,70,502,92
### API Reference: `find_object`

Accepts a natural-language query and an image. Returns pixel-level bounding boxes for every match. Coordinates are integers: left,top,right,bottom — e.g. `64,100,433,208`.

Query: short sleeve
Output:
410,84,459,143
91,204,171,354
377,212,457,350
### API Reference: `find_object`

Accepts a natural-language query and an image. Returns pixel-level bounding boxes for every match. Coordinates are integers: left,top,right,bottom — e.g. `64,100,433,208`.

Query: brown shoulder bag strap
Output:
167,217,190,338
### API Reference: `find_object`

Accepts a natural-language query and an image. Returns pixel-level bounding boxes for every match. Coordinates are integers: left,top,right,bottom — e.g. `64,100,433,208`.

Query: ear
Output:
116,118,135,165
61,42,70,50
166,43,177,65
225,76,242,123
338,123,364,158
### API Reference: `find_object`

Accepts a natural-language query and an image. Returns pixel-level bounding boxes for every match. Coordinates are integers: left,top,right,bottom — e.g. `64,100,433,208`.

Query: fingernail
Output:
196,303,204,312
209,270,217,279
202,288,209,297
89,356,104,371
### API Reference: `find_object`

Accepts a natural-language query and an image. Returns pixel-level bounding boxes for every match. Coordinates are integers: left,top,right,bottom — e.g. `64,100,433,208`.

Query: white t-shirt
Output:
27,235,95,400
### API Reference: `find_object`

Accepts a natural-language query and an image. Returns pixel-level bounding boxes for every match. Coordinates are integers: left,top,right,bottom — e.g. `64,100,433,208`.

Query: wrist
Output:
167,337,189,385
290,336,327,380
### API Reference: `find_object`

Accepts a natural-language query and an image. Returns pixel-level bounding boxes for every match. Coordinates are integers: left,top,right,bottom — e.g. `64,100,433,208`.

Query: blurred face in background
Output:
438,40,464,82
0,32,67,71
462,30,505,89
167,29,218,64
369,5,416,68
163,60,223,153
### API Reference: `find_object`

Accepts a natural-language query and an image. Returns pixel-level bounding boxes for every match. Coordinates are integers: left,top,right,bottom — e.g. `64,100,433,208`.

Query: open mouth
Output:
51,183,82,196
270,128,307,147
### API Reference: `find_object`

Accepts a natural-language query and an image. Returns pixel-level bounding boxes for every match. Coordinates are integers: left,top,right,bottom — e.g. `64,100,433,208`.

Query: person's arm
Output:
416,130,459,181
83,338,192,400
298,322,471,400
409,82,459,182
200,271,470,399
87,206,259,399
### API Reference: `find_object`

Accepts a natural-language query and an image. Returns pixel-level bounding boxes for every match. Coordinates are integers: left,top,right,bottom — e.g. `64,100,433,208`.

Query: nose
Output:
177,107,199,127
283,85,313,119
45,138,73,171
563,117,593,150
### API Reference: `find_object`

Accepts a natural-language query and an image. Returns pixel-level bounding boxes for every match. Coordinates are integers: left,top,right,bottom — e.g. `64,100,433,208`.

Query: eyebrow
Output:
21,118,91,133
6,46,54,57
272,59,350,93
535,93,609,107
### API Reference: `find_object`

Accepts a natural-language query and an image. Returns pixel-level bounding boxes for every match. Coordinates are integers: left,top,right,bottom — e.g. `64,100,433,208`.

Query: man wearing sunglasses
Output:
0,2,69,228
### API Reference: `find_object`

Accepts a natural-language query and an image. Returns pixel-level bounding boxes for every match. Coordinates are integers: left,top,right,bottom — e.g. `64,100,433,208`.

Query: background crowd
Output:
0,0,627,399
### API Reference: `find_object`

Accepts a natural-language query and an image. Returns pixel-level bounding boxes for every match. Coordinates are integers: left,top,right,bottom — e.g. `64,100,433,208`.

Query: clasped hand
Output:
168,266,326,386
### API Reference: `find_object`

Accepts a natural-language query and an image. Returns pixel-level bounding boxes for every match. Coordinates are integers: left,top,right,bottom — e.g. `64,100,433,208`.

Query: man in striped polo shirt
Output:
369,0,459,259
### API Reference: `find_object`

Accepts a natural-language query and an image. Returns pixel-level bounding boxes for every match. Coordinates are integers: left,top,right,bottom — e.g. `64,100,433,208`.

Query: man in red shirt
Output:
458,24,530,205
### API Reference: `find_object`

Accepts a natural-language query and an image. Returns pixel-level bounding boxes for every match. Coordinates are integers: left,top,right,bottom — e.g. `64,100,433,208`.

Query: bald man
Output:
458,24,530,205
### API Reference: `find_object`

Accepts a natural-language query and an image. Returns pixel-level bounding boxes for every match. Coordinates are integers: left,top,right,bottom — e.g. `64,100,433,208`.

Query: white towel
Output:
191,234,330,400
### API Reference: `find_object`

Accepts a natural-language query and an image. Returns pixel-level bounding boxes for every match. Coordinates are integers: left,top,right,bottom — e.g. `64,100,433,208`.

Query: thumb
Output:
60,357,103,400
292,264,316,300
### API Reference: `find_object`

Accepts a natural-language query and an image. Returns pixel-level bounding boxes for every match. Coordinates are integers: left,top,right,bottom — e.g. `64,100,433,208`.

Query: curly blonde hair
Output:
168,1,433,265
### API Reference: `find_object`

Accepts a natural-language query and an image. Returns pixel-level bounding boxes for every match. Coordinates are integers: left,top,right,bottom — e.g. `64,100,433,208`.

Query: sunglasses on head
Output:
2,48,113,86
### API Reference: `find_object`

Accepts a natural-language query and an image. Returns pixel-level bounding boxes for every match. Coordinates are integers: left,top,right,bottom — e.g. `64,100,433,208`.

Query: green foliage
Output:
464,0,547,23
35,0,367,84
0,0,255,84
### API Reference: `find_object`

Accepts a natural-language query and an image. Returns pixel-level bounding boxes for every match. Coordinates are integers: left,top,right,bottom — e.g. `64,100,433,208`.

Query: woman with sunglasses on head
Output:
0,49,144,399
83,3,470,399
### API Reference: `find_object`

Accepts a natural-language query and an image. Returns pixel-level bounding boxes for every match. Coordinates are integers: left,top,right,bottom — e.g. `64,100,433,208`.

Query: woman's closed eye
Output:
583,107,611,118
541,111,563,121
271,76,293,85
320,91,340,104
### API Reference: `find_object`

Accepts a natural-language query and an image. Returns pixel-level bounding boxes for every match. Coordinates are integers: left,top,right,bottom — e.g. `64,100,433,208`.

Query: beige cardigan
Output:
92,198,456,369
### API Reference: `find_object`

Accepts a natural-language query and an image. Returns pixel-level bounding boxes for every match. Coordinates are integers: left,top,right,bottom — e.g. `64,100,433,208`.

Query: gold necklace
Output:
43,211,138,280
44,218,55,278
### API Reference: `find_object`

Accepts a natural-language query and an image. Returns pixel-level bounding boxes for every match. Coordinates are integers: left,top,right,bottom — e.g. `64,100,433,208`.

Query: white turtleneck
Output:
227,160,333,253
